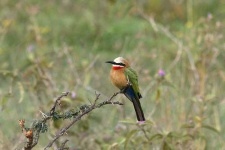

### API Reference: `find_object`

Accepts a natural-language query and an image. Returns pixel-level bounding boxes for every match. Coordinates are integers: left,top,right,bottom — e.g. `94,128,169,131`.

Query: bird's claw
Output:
119,81,132,94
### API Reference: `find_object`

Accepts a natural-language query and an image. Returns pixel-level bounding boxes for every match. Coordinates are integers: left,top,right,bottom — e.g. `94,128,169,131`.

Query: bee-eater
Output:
106,57,145,122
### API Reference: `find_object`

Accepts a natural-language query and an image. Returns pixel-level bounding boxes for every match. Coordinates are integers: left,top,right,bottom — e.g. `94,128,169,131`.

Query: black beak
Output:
105,61,116,65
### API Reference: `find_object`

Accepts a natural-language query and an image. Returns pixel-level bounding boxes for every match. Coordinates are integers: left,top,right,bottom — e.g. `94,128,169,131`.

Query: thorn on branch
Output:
108,91,121,102
93,92,101,106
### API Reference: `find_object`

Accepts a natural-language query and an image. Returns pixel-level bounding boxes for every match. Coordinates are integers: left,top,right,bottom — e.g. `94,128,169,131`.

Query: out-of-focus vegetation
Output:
0,0,225,149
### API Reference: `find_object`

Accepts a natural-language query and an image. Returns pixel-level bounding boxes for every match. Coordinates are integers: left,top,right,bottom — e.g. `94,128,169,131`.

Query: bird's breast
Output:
110,69,127,90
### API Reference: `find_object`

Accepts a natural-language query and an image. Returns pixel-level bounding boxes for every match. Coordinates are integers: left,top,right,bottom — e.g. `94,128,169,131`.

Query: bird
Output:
106,57,145,122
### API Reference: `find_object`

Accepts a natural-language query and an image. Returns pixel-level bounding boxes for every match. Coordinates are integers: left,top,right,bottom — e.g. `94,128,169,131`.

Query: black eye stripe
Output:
115,62,126,66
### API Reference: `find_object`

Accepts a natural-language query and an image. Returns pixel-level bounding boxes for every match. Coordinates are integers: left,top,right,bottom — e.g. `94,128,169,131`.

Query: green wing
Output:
124,67,142,98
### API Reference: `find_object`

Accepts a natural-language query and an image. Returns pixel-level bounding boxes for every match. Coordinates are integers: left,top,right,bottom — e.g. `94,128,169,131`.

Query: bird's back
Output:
124,67,142,99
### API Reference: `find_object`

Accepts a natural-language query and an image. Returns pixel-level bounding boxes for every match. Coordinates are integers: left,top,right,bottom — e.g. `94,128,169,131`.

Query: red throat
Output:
112,66,124,70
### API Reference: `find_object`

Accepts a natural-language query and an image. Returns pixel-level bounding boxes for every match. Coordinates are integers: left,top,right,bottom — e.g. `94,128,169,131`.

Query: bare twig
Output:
139,11,200,92
63,45,82,86
137,125,150,142
140,13,184,72
50,92,70,115
84,55,99,72
57,139,69,150
44,92,122,150
183,47,200,85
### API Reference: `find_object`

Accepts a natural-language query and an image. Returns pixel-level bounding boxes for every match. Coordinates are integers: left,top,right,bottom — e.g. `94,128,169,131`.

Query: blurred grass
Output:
0,0,225,149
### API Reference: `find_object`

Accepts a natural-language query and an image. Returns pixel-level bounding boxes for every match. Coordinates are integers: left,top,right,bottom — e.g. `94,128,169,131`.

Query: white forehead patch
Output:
114,57,125,63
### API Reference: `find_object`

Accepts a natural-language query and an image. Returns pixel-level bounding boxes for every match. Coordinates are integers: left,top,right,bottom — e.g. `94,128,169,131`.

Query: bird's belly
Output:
110,70,127,89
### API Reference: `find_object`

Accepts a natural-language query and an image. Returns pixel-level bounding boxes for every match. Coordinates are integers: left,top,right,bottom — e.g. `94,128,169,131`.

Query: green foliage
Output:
0,0,225,149
51,104,92,120
32,120,48,133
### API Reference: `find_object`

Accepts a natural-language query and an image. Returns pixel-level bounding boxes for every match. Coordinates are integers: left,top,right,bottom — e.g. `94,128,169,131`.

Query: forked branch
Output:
44,91,122,149
19,91,122,150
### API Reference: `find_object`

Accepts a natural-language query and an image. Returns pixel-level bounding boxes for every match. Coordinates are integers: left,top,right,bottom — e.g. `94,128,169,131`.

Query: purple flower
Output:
27,44,35,52
71,91,76,99
207,13,213,21
158,69,165,77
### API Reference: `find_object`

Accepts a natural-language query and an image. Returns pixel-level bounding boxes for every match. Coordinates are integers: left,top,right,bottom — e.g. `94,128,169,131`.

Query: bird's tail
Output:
123,86,145,121
132,97,145,121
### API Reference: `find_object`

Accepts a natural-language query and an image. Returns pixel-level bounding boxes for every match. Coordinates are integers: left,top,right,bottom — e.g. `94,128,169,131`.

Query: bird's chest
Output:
110,69,128,89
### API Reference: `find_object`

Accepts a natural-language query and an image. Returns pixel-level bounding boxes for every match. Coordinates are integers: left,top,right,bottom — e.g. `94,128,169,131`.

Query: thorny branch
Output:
19,91,122,150
19,92,70,150
44,91,122,150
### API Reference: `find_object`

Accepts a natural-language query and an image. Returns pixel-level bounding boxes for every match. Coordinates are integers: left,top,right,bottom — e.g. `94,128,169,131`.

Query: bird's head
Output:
106,57,129,70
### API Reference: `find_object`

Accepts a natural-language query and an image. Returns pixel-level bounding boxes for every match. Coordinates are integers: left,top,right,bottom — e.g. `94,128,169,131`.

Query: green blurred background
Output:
0,0,225,149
